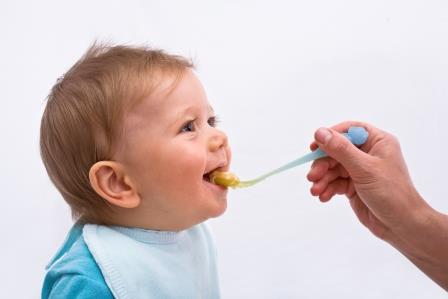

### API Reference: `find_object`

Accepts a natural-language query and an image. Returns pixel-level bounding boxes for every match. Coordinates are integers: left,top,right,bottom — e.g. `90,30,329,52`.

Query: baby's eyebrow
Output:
175,105,214,119
175,106,197,119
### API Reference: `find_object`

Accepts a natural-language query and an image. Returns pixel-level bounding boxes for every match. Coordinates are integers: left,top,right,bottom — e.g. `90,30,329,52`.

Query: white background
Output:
2,1,448,298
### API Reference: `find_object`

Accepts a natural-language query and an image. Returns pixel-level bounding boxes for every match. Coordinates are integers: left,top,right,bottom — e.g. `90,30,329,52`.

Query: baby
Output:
41,43,231,298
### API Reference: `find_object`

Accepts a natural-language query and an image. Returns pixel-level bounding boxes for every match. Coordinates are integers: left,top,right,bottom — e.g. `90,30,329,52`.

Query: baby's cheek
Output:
179,147,206,171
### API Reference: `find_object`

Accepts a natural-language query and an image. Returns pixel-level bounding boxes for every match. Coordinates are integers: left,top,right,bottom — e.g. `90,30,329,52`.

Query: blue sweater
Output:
42,225,113,298
42,223,220,299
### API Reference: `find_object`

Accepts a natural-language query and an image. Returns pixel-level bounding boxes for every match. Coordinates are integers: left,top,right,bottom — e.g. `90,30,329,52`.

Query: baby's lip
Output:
204,161,229,176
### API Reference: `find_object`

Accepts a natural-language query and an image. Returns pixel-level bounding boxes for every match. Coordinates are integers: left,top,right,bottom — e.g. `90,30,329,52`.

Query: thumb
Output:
314,127,370,176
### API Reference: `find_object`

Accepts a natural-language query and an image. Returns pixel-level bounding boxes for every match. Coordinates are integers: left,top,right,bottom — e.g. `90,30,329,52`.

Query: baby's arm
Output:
44,274,113,299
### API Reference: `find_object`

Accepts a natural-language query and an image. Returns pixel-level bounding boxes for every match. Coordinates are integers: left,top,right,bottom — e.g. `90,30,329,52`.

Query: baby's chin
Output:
206,196,228,219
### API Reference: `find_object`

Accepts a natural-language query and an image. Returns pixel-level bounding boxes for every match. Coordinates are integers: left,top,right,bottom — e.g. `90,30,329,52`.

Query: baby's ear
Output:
89,161,140,209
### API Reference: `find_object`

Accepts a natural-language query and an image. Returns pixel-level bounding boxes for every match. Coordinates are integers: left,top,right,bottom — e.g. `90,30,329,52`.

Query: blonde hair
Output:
40,42,193,223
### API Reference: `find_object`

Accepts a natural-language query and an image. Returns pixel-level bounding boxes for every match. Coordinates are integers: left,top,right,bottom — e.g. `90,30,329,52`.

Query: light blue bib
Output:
83,223,221,299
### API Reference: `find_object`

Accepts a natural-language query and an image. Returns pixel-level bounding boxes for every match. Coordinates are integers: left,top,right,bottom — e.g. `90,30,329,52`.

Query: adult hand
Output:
307,121,448,291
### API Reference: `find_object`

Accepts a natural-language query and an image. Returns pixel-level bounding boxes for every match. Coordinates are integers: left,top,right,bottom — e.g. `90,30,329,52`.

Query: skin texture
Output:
307,121,448,291
89,70,231,231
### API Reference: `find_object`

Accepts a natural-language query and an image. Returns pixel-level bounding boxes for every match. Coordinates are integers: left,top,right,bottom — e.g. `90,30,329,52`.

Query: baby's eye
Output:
181,120,195,133
208,115,220,127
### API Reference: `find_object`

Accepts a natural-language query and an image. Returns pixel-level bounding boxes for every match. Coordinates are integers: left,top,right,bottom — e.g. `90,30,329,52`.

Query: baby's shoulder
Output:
42,235,113,299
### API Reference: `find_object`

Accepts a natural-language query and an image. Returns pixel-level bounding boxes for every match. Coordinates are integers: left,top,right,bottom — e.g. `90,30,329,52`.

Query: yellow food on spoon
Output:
209,171,240,188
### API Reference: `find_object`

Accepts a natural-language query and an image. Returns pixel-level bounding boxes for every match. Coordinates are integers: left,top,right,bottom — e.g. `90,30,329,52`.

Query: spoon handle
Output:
238,126,368,187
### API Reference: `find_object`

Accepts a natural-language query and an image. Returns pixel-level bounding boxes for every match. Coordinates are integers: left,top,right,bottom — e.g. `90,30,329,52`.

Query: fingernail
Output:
316,128,332,145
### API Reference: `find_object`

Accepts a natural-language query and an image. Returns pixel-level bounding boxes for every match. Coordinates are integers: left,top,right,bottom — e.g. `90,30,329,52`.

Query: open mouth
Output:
203,164,227,184
203,170,214,183
203,172,211,182
202,170,228,192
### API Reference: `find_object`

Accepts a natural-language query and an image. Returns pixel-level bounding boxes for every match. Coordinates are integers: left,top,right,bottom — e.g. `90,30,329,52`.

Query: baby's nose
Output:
208,129,228,152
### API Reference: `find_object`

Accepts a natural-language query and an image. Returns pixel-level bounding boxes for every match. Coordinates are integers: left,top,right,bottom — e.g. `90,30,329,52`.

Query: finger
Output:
319,179,351,202
328,120,387,153
310,120,373,149
310,165,349,195
307,157,339,182
314,126,374,176
309,141,319,151
309,120,377,156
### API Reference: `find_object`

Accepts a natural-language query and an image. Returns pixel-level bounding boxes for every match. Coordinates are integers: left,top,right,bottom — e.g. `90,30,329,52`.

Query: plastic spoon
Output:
210,126,368,189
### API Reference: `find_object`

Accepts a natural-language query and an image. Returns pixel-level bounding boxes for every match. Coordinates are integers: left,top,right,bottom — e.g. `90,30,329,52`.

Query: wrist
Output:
385,194,445,262
386,202,448,290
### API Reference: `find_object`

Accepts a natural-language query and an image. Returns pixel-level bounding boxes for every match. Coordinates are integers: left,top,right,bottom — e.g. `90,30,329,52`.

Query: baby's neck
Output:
104,206,203,232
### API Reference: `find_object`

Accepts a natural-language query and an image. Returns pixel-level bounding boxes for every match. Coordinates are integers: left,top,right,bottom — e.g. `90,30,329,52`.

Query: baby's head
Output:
40,43,231,230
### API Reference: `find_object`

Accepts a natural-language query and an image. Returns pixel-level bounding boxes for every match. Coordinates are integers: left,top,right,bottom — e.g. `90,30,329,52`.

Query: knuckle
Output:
332,138,349,153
